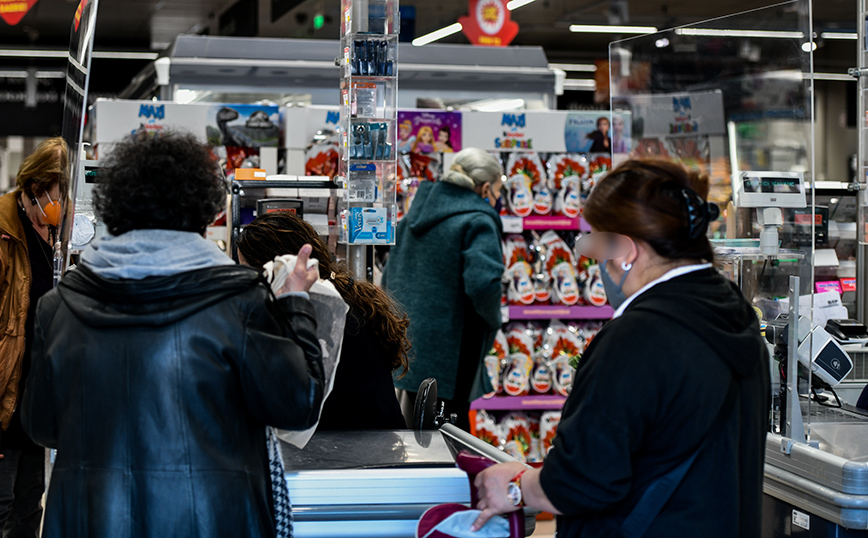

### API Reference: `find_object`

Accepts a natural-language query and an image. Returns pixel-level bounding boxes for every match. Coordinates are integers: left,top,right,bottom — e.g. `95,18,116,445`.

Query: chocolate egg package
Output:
548,154,587,218
540,231,580,306
540,411,562,457
504,323,535,395
474,410,502,448
501,412,536,462
504,174,533,217
507,153,547,189
483,330,509,399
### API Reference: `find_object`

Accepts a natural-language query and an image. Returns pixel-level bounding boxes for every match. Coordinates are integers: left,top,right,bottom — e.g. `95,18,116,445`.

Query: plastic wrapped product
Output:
552,356,574,397
483,330,509,398
475,410,502,448
549,262,580,306
502,412,534,461
502,439,526,462
506,261,535,305
505,174,533,217
530,357,553,395
554,175,581,219
531,178,554,216
526,414,543,463
548,154,589,190
504,234,531,267
507,153,547,188
502,353,533,396
540,411,562,457
584,264,608,307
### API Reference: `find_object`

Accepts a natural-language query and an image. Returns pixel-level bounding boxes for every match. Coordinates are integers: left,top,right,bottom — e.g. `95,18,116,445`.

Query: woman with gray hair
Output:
383,147,504,430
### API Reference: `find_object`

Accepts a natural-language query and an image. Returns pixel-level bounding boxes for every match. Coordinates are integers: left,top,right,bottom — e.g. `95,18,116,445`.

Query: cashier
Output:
472,159,770,538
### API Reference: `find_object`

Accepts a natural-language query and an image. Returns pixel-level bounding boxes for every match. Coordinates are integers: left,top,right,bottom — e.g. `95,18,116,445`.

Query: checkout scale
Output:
726,170,868,536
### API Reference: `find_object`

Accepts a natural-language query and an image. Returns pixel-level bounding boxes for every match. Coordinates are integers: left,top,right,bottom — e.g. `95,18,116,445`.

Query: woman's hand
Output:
471,461,527,531
278,244,318,295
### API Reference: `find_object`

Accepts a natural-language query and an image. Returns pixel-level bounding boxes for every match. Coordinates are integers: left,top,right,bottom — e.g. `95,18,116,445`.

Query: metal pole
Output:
786,275,806,444
856,0,868,322
347,244,367,281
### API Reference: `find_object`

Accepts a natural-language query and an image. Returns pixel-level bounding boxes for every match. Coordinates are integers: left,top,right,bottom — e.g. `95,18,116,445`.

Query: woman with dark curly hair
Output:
237,212,411,430
21,130,325,537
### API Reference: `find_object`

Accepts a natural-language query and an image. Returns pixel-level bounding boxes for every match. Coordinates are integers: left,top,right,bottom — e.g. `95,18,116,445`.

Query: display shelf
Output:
337,0,399,246
508,304,614,320
501,215,590,232
230,180,338,192
523,216,580,230
470,395,567,411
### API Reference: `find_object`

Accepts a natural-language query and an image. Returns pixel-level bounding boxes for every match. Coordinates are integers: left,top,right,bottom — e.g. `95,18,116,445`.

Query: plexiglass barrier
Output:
610,0,833,443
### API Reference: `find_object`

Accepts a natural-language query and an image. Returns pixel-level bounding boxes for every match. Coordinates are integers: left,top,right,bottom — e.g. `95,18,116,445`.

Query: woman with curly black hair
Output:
237,212,411,430
21,130,325,537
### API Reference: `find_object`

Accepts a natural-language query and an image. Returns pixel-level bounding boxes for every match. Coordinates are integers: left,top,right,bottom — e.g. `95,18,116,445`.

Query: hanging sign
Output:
458,0,518,47
0,0,38,26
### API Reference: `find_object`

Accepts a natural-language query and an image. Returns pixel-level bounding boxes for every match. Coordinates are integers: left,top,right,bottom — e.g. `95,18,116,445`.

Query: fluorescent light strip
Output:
811,73,853,81
549,62,597,72
414,0,536,46
820,32,857,40
562,79,597,90
506,0,536,9
569,24,657,34
412,22,463,46
0,70,66,79
0,49,157,59
92,51,159,60
675,28,803,39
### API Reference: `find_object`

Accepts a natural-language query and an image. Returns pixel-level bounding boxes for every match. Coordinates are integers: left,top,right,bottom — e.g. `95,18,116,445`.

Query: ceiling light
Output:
569,24,657,34
548,63,597,72
0,70,66,79
811,73,852,81
412,22,463,46
0,48,158,59
655,38,670,48
467,98,526,111
801,41,817,52
92,51,159,60
506,0,536,9
675,28,803,39
820,32,857,40
562,79,596,91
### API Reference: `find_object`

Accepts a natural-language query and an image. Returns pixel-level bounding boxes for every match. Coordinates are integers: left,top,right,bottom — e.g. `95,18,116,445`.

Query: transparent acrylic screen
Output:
609,0,820,438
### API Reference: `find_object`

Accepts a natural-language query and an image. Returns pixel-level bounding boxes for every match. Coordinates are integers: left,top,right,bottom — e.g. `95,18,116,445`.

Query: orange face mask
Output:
35,192,62,227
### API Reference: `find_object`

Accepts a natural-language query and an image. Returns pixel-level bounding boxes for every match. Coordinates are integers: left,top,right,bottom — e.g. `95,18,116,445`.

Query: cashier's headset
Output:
765,314,854,406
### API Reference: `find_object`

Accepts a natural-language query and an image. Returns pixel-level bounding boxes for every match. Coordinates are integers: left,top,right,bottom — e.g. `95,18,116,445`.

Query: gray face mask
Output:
600,260,632,310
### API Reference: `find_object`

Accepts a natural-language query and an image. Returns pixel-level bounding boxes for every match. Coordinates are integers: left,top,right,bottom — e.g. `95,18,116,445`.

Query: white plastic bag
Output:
263,254,349,449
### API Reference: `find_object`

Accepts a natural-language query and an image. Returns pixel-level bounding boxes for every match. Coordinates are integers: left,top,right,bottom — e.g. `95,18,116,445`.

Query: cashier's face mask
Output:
33,190,62,227
600,260,631,310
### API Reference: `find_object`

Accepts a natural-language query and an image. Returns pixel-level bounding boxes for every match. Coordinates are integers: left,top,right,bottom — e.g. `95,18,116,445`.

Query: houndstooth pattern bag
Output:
267,426,293,538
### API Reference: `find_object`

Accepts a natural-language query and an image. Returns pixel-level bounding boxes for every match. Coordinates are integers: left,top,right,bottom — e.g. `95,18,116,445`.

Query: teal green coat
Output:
383,181,503,401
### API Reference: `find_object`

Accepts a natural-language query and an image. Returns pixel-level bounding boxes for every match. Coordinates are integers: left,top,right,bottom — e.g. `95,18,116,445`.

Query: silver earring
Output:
621,261,632,271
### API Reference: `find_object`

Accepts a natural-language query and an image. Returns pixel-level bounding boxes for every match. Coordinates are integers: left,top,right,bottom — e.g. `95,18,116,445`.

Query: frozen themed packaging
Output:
504,174,533,217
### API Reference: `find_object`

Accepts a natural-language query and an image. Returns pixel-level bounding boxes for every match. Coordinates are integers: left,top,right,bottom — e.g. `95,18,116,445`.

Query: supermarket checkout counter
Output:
763,399,868,536
281,425,536,538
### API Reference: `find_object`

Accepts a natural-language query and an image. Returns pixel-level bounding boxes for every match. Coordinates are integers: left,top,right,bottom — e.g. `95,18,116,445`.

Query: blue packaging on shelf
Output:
348,207,393,244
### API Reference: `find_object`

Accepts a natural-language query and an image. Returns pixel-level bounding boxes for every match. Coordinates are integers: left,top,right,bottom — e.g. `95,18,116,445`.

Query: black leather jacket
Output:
21,264,324,538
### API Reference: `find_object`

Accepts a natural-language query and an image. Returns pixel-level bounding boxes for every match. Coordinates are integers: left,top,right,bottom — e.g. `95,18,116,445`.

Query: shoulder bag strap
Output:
619,380,736,538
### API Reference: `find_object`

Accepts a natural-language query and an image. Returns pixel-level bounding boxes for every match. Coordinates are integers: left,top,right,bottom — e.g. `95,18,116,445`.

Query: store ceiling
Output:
0,0,859,93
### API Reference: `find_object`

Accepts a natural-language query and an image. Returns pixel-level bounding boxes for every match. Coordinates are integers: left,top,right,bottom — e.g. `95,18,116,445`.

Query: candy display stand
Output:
471,161,614,466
